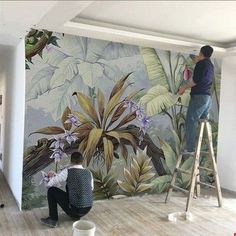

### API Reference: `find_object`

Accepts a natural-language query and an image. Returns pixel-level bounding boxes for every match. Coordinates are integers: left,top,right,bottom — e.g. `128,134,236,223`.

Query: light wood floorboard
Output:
0,172,236,236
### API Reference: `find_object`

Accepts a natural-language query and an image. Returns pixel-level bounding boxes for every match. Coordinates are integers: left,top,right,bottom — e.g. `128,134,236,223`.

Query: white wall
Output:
0,40,25,209
0,46,8,171
218,55,236,192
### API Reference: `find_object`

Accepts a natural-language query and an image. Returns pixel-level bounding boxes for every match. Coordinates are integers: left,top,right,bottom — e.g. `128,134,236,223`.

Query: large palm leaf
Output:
139,85,176,116
140,47,191,115
72,73,140,171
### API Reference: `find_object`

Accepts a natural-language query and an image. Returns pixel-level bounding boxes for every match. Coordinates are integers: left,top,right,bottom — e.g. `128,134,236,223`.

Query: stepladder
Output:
165,119,223,212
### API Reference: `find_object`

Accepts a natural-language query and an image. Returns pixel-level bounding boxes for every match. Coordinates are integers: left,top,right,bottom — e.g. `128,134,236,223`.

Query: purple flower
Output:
50,149,66,163
140,116,151,128
138,116,151,145
124,100,135,112
139,116,151,134
136,107,145,119
65,114,79,126
64,131,78,145
51,136,65,149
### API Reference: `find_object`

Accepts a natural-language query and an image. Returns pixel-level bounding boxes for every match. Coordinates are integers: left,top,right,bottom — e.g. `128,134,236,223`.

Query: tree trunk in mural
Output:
118,125,166,176
23,125,166,178
23,138,81,177
23,138,54,177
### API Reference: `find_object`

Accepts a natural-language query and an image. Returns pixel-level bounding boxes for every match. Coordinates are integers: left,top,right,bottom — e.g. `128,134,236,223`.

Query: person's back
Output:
191,58,214,96
40,152,93,228
67,168,93,208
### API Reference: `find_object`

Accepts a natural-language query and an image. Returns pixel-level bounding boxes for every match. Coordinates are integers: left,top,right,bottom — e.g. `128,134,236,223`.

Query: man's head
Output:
71,152,83,165
199,45,213,60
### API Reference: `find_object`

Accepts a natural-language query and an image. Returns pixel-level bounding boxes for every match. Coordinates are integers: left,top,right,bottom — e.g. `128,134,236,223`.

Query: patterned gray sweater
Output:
66,168,93,208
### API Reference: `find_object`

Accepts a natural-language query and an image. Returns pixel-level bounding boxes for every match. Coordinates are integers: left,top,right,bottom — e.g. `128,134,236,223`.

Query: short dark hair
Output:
200,45,213,58
71,152,83,164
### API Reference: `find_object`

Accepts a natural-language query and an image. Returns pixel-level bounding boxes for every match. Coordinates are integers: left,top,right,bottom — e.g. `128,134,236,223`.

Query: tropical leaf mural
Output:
139,47,195,141
50,57,80,88
117,148,155,196
49,74,84,119
152,129,194,193
139,85,176,116
139,47,169,88
26,33,140,120
26,66,56,101
23,31,221,209
24,74,166,178
90,169,118,200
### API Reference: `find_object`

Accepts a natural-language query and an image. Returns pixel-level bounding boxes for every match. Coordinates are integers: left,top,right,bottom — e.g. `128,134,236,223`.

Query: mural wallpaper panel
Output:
23,29,221,209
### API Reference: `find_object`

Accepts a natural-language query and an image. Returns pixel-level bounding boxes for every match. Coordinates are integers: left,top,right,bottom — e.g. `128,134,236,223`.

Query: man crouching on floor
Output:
40,152,94,228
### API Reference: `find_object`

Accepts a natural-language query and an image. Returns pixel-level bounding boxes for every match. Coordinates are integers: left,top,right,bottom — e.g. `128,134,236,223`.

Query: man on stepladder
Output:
178,45,214,154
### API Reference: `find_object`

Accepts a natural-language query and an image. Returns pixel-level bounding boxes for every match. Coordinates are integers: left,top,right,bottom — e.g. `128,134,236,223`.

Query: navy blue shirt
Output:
191,58,214,96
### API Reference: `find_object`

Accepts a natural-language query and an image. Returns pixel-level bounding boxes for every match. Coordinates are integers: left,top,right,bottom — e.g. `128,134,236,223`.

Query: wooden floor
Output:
1,173,236,236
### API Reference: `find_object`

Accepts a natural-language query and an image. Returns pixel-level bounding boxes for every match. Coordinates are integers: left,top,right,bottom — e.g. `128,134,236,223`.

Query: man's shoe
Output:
40,217,58,228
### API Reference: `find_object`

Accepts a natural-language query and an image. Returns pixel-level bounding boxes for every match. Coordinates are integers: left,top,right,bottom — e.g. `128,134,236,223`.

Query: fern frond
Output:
90,169,118,200
117,149,155,196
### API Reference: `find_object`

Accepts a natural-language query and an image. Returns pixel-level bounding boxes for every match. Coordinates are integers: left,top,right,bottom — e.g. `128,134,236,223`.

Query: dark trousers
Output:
47,187,91,221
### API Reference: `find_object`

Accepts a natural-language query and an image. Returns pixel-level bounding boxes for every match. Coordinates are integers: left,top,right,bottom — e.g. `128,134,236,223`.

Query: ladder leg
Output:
165,154,183,203
186,156,198,212
206,122,223,207
195,157,201,197
186,121,204,212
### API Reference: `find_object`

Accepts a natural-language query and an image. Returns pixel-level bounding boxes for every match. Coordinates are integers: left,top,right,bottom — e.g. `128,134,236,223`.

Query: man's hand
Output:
48,171,56,178
192,55,200,64
178,85,186,95
178,79,196,95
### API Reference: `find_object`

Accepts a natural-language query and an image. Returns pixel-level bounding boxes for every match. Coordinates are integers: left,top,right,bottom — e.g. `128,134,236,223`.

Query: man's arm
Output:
178,61,205,95
46,168,68,187
178,78,196,95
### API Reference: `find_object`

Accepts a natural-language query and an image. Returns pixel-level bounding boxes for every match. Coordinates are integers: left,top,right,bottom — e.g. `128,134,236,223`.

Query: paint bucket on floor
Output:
167,211,193,222
73,220,96,236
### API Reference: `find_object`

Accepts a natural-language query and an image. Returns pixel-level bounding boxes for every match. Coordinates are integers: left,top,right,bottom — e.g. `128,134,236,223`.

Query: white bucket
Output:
73,220,96,236
167,211,193,222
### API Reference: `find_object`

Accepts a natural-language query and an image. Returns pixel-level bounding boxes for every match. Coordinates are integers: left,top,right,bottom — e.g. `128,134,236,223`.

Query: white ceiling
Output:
0,1,56,46
1,1,236,56
75,1,236,46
